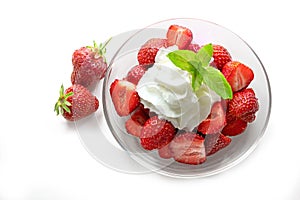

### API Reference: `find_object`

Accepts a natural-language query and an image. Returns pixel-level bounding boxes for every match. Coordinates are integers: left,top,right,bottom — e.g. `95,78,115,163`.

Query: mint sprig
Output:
167,44,233,99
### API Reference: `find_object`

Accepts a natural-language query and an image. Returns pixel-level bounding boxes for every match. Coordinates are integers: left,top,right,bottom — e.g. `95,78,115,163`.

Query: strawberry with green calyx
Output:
54,84,99,121
71,38,111,88
167,43,233,99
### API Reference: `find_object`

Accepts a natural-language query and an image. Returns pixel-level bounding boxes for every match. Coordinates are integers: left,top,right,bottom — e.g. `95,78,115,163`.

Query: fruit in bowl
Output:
108,24,259,165
102,18,271,177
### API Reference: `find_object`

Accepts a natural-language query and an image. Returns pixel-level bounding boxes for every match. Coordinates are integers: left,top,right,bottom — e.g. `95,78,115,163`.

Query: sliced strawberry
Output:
186,43,201,52
222,61,254,92
110,79,140,116
166,25,193,49
125,105,150,137
227,88,259,123
197,102,226,134
125,64,151,85
170,132,206,165
137,38,167,65
158,143,172,159
140,116,176,150
222,119,247,136
204,133,231,156
211,44,232,70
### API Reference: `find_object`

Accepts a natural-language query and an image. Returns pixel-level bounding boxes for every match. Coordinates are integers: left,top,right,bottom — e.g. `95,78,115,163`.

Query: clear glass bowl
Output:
102,18,271,178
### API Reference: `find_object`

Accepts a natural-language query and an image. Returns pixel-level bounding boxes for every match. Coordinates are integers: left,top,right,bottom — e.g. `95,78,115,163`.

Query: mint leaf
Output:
202,67,233,99
191,71,203,91
196,43,213,67
167,50,197,73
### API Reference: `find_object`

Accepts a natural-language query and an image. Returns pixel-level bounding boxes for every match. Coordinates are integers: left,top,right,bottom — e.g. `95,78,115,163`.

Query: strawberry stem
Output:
54,84,73,116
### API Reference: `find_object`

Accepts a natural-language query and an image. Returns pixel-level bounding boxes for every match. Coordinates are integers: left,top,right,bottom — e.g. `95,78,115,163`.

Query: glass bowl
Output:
102,18,271,178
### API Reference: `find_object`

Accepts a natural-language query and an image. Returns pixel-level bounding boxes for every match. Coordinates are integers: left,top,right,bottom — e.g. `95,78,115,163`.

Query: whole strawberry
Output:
137,38,167,65
54,84,99,121
71,39,111,88
212,44,232,70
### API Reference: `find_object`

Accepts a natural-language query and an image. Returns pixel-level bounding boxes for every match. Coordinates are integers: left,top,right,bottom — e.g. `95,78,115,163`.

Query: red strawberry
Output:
222,61,254,92
169,132,206,165
137,38,167,65
227,88,259,123
54,84,99,121
71,39,110,88
186,43,201,52
125,104,150,137
125,64,151,85
166,25,193,49
197,102,227,134
204,133,231,156
140,116,176,150
110,79,140,116
158,143,172,159
222,119,247,136
211,44,232,70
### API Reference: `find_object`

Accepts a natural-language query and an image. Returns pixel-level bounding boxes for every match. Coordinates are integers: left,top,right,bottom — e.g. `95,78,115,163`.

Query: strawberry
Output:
186,43,201,52
169,132,206,165
204,133,231,156
71,40,110,88
197,102,226,134
158,143,172,159
226,88,259,123
125,64,152,85
222,119,247,136
110,79,140,116
137,38,167,65
166,25,193,49
222,61,254,92
140,116,176,150
125,104,150,137
54,84,99,121
211,44,232,70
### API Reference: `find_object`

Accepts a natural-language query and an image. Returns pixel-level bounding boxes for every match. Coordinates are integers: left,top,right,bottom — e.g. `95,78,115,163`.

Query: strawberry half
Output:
110,79,140,116
140,116,176,150
186,43,201,52
125,104,150,137
54,84,99,121
166,25,193,49
222,61,254,92
137,38,167,65
158,143,172,159
170,132,206,165
125,64,152,85
226,88,259,123
204,133,231,156
197,102,227,134
211,44,232,70
222,119,247,136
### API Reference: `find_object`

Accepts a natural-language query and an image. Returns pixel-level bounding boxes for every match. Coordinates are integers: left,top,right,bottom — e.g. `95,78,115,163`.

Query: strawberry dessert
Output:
109,24,259,165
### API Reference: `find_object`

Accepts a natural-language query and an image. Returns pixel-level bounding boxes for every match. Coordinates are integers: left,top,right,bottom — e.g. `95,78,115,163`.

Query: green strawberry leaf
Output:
167,50,197,73
202,67,233,99
196,43,213,67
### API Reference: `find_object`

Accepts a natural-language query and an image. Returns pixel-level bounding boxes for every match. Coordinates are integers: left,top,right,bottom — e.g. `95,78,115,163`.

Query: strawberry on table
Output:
211,44,232,70
125,104,150,137
222,61,254,92
71,39,111,88
166,25,193,49
140,116,176,150
110,79,140,116
204,133,231,156
137,38,167,65
125,64,152,85
226,88,259,123
170,132,206,165
54,84,99,121
197,102,227,135
222,119,248,136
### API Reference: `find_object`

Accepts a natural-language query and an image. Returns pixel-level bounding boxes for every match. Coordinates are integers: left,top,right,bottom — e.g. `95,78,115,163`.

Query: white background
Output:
0,0,299,199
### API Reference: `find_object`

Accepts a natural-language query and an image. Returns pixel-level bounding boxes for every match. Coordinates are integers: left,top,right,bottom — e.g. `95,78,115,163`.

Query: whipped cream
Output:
136,47,220,131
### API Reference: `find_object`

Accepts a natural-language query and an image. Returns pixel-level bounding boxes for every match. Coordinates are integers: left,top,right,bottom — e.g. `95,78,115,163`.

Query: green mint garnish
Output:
167,43,233,99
